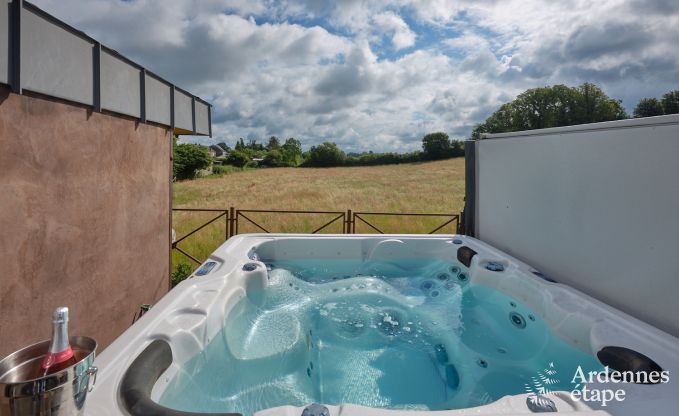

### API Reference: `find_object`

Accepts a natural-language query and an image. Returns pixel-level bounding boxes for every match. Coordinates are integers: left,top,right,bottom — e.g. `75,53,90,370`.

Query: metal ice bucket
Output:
0,336,97,416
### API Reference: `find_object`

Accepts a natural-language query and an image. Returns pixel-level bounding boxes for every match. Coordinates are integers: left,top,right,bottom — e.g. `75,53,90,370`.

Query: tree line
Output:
173,133,464,180
633,91,679,118
473,82,679,138
174,82,678,180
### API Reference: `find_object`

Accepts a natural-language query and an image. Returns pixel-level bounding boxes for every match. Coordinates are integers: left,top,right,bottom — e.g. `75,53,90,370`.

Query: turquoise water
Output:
159,259,602,415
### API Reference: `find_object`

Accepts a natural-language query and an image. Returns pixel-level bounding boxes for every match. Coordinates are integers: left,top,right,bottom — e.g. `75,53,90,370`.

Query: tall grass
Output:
172,158,465,274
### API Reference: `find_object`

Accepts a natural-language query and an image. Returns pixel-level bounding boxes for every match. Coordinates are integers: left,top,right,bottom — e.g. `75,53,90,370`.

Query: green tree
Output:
235,138,246,151
633,98,664,118
450,140,465,157
266,136,281,151
246,139,265,151
472,83,627,138
661,90,679,115
281,137,303,166
575,82,627,124
226,150,251,168
263,149,283,167
173,140,212,180
171,263,193,287
303,142,346,167
422,132,451,160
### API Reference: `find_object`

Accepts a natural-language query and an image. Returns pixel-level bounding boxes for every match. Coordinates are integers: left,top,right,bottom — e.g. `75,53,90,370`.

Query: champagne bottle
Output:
41,307,78,376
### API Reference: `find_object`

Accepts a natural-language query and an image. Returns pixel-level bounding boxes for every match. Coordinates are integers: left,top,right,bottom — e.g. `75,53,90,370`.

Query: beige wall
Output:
0,86,171,357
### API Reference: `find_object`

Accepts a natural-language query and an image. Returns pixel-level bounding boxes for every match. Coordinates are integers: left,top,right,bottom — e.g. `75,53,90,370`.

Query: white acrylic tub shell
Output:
84,235,679,416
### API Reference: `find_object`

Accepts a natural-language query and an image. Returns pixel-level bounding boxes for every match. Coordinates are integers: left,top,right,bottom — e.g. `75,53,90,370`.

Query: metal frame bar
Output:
208,105,212,138
428,217,458,234
237,209,346,215
311,213,345,234
172,211,227,245
191,97,196,134
352,212,460,234
171,208,463,266
8,0,22,94
236,212,269,233
169,85,175,130
463,139,477,236
353,214,384,234
92,42,101,112
173,246,201,265
139,68,146,123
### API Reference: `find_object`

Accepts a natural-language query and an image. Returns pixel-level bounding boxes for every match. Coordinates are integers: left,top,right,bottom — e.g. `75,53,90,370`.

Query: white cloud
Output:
372,12,416,50
30,0,679,152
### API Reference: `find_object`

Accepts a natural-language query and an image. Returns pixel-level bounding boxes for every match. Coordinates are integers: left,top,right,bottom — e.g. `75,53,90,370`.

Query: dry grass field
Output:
172,158,465,271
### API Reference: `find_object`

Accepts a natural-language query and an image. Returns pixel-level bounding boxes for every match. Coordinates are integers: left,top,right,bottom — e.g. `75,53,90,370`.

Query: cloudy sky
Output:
34,0,679,152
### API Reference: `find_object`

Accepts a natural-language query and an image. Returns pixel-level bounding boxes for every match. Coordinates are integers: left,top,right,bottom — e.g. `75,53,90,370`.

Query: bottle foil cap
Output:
52,306,69,323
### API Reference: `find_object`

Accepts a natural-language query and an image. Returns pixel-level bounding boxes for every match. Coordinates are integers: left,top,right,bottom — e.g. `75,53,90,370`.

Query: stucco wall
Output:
0,86,171,357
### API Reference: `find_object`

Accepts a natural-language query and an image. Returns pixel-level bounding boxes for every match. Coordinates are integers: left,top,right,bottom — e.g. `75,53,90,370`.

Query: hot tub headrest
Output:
597,346,664,384
456,246,477,268
119,339,241,416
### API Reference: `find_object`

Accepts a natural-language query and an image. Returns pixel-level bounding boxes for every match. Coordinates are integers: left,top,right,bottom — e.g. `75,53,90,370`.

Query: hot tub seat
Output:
119,339,241,416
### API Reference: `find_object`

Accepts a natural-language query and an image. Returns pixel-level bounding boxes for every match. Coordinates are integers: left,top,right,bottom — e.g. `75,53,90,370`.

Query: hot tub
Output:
86,235,679,416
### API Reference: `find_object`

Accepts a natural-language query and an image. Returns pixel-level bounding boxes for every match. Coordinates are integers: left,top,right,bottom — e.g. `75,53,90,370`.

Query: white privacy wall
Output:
476,115,679,337
21,6,93,105
100,50,141,118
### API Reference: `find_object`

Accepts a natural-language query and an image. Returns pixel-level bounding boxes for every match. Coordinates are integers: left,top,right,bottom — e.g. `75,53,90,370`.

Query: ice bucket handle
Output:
86,366,98,392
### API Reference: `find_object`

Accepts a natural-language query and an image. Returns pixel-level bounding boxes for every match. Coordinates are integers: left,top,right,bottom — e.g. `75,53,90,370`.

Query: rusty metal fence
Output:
172,208,461,264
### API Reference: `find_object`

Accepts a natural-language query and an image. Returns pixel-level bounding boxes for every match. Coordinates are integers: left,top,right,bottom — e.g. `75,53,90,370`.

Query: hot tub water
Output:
159,259,602,415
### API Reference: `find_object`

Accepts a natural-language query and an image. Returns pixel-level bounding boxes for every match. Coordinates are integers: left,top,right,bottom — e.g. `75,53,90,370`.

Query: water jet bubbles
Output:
378,310,403,336
339,317,366,338
435,344,449,364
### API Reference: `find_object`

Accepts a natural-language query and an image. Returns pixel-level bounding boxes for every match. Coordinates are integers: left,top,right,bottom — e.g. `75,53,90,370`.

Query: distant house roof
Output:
208,145,226,157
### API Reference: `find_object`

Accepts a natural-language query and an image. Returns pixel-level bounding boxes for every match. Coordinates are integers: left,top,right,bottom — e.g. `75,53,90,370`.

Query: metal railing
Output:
172,207,460,264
